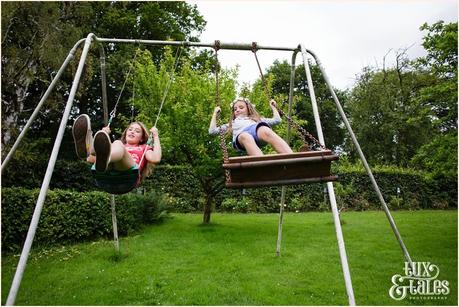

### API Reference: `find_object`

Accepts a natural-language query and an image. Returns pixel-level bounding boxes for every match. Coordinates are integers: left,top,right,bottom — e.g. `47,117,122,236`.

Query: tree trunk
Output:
1,61,36,153
202,197,212,224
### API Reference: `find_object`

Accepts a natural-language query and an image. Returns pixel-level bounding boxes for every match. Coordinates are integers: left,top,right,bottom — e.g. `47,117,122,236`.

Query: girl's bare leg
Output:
257,126,293,154
237,132,263,156
110,140,136,171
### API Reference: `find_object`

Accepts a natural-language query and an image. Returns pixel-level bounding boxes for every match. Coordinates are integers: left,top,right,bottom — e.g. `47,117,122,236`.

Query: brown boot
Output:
72,114,93,159
93,130,111,172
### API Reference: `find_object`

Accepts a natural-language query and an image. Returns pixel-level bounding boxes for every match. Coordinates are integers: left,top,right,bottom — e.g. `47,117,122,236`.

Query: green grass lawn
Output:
2,210,457,305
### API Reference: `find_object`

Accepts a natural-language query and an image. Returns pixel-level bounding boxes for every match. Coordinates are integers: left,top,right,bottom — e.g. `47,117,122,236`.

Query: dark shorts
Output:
233,122,270,151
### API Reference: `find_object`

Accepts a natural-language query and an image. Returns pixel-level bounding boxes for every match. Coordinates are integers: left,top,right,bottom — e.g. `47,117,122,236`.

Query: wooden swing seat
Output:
223,150,339,189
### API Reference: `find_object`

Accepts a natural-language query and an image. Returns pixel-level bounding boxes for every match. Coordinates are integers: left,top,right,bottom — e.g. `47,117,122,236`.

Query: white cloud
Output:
188,0,457,90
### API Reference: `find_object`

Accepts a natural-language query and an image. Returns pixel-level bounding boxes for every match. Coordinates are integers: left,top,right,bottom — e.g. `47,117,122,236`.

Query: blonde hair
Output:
120,121,155,180
230,98,261,121
228,98,261,132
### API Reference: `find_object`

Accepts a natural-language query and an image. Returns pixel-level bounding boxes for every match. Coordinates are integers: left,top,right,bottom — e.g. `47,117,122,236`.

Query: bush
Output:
220,197,254,213
211,165,457,213
1,188,168,252
2,160,457,214
1,158,96,191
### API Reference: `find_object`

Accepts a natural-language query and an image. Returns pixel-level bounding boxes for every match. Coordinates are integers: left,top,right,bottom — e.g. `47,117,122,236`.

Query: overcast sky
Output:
187,0,457,91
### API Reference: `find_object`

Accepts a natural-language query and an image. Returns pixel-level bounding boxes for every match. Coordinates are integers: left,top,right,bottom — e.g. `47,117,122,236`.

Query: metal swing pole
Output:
99,44,109,125
300,44,356,306
276,50,299,257
5,33,96,306
1,38,86,172
305,48,414,268
100,47,120,254
110,195,120,253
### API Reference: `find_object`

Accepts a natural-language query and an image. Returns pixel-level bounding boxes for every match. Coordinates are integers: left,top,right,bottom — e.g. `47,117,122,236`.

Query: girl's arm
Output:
145,127,161,164
209,106,223,134
261,99,282,126
270,99,281,121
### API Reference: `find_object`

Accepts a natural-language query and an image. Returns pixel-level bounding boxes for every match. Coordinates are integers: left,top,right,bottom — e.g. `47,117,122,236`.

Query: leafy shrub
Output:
388,195,405,210
288,194,319,212
2,157,95,191
2,161,457,214
1,188,168,252
220,197,254,213
164,195,197,213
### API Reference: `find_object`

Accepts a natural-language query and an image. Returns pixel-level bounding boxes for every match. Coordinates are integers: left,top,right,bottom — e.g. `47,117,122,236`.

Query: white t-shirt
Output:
209,115,281,142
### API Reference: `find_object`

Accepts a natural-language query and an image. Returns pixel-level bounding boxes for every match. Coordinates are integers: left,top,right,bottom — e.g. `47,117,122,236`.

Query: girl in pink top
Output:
72,115,162,179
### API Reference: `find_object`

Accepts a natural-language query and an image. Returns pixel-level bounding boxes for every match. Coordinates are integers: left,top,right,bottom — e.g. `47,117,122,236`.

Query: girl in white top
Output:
209,98,293,156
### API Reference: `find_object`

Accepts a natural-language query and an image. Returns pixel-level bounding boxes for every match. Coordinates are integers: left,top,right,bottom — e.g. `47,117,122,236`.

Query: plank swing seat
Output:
223,150,339,189
212,42,339,189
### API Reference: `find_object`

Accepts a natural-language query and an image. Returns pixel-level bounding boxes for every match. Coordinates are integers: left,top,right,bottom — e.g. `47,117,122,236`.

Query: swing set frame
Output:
2,33,414,306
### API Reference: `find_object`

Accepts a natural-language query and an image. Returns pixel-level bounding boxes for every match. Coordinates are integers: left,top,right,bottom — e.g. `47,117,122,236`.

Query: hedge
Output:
1,159,96,191
1,163,456,251
2,160,457,213
141,164,447,213
147,164,457,213
1,188,168,252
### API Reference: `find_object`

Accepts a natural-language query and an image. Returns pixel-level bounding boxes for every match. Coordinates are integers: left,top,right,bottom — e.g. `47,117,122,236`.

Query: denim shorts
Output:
233,122,270,151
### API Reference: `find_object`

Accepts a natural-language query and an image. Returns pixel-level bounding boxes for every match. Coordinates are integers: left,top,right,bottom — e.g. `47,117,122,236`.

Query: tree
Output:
410,21,457,177
266,59,347,151
416,21,457,133
131,48,238,223
345,58,436,166
411,133,457,178
1,2,207,160
1,2,93,151
345,21,457,174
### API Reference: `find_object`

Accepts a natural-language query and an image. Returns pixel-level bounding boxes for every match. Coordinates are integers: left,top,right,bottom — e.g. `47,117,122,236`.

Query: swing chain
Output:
252,43,327,151
251,42,271,101
276,105,328,151
108,46,141,126
214,41,231,183
153,45,183,128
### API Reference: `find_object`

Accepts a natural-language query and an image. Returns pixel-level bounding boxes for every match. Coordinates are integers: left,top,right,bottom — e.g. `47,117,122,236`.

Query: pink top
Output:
124,144,152,171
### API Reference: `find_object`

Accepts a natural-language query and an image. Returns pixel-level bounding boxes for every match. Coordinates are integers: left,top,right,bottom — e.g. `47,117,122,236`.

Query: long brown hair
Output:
228,98,261,132
120,121,150,145
121,121,155,180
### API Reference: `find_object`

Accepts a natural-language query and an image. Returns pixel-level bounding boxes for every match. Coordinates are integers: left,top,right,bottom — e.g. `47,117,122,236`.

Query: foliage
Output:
1,152,105,191
1,2,92,150
410,132,458,178
267,60,347,151
1,1,207,159
416,21,457,133
220,197,255,213
145,165,207,212
345,64,436,165
1,188,168,252
130,47,237,165
2,160,456,213
345,21,457,175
